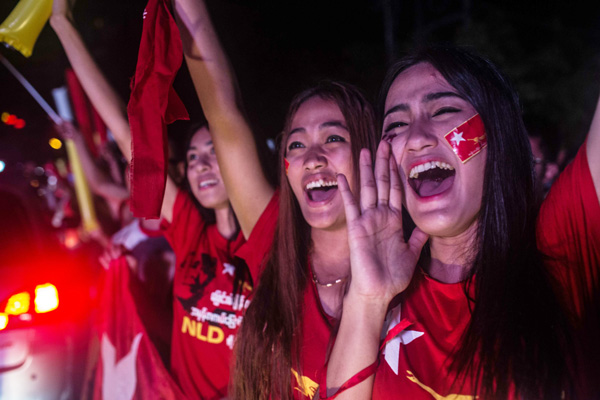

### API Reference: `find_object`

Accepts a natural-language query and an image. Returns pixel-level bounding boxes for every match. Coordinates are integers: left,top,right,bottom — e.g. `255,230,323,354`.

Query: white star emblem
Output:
101,333,143,400
450,131,466,145
383,305,424,375
226,334,235,350
222,263,236,276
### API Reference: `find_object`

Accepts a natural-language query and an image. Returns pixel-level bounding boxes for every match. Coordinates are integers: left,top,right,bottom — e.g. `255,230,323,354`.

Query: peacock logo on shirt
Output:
292,369,319,399
406,370,476,400
177,251,217,313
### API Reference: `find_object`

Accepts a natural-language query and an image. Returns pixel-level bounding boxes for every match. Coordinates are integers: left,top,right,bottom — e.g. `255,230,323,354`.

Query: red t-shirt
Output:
373,271,476,399
372,144,599,399
233,190,280,286
293,273,336,399
536,144,600,318
537,144,600,396
162,190,279,399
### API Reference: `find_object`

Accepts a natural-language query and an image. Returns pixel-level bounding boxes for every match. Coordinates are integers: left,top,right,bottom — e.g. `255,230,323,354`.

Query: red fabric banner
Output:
91,107,107,147
92,257,186,400
127,0,189,218
65,68,100,157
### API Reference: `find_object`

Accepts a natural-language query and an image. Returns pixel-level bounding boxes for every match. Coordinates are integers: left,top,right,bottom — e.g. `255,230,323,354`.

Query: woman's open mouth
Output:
198,178,219,190
408,161,455,198
305,178,339,203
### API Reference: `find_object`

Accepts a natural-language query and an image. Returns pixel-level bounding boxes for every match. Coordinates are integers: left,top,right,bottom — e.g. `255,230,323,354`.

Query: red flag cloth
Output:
127,0,189,218
92,257,186,400
65,68,100,158
91,107,107,147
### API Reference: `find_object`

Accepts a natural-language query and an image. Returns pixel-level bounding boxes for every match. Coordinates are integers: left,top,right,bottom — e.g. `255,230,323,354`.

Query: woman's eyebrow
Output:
384,92,464,119
383,103,409,119
423,91,464,103
320,120,348,130
288,127,305,136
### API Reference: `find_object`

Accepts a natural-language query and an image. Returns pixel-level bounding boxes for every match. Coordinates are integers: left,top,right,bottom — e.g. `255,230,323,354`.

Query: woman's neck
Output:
425,222,478,284
214,205,237,240
310,226,351,318
310,226,351,280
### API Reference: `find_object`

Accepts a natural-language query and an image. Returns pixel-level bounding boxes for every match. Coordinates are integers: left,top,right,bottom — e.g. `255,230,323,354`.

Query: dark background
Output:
1,0,600,173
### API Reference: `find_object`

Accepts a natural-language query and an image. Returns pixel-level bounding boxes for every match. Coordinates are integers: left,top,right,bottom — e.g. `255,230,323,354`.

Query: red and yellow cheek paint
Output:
444,114,487,163
284,158,290,175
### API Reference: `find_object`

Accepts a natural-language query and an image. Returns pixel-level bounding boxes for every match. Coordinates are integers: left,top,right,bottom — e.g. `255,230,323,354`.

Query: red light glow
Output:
5,114,17,125
64,229,80,249
14,119,25,129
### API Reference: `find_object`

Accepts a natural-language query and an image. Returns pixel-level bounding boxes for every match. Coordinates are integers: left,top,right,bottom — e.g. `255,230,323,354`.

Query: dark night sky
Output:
1,0,600,176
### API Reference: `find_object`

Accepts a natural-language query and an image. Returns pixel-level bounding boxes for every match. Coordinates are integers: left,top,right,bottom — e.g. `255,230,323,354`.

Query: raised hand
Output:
55,120,78,140
338,141,428,305
99,243,137,272
51,0,74,21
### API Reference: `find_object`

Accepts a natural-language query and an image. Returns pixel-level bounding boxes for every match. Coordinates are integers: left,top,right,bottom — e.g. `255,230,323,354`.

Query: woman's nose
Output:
405,120,437,153
303,146,328,171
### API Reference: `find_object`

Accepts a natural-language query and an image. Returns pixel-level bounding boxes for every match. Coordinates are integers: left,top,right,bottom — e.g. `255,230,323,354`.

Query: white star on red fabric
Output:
222,263,236,276
451,131,466,145
383,305,424,375
101,333,143,400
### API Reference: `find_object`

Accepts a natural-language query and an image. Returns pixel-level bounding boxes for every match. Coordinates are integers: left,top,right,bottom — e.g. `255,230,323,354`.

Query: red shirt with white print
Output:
161,190,278,399
373,270,478,400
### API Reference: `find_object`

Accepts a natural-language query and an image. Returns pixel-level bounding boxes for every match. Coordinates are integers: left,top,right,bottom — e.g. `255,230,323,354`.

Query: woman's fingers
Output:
337,173,361,223
389,154,403,212
407,226,429,258
374,142,391,206
359,149,377,212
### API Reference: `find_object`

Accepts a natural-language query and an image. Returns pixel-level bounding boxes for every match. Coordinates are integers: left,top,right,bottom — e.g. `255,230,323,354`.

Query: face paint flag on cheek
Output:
444,114,487,163
284,158,290,175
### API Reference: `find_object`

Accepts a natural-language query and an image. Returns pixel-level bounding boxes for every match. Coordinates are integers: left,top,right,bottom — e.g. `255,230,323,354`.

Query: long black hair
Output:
380,45,573,399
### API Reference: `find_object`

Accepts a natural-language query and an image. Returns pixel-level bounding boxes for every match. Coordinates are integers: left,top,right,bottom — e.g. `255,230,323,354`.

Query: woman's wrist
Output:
50,14,73,31
342,293,389,328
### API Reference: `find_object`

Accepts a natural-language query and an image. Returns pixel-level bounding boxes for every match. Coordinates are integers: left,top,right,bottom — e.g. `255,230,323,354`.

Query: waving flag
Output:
127,0,189,218
92,257,186,400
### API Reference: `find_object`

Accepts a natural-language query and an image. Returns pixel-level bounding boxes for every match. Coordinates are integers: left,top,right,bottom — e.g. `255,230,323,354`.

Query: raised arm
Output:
50,0,179,223
173,0,274,239
50,0,130,162
56,121,129,202
586,92,600,200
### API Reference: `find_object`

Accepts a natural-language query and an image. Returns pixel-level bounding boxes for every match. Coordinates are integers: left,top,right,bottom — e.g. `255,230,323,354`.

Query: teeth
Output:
199,179,218,188
305,179,338,191
409,161,454,179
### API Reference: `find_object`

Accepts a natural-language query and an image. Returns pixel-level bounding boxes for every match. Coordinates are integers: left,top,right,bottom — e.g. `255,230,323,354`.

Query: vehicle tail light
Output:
0,284,60,330
34,283,59,313
0,313,8,330
5,292,30,315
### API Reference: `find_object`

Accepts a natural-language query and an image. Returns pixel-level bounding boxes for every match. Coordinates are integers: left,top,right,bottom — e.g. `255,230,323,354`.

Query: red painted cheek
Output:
444,114,487,163
284,158,290,175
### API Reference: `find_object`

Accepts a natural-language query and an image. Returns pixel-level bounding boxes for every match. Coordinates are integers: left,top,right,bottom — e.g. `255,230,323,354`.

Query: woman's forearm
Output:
50,14,132,163
173,0,274,238
326,296,388,400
